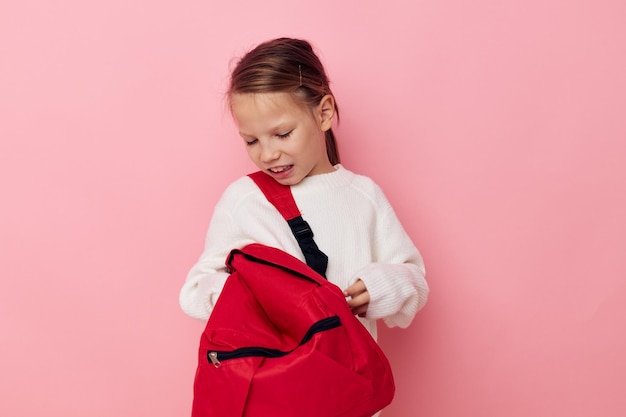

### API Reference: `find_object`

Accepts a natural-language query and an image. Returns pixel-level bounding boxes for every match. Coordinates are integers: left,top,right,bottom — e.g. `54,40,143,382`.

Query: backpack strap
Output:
248,171,328,278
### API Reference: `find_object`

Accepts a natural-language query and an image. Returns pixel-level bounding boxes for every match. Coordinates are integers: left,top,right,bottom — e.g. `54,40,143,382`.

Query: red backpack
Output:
191,172,395,417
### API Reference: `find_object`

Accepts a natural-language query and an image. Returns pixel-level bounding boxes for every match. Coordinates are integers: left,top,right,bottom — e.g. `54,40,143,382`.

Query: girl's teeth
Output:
270,166,290,173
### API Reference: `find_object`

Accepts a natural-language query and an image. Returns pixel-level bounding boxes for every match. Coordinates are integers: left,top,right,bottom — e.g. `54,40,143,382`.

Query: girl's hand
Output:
344,279,370,317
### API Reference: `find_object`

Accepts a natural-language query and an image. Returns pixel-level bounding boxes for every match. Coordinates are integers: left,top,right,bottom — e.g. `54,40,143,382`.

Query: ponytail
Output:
325,129,340,165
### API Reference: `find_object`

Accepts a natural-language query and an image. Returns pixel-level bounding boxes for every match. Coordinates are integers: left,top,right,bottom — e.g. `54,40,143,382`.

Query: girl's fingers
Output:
344,279,366,297
345,279,370,316
347,291,368,308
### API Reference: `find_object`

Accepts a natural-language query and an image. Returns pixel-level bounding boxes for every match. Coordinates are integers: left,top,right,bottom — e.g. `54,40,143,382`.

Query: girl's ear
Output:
317,95,335,132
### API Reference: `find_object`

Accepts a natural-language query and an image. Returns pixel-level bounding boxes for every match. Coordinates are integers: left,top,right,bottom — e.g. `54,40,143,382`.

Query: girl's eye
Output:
277,130,293,139
245,139,258,146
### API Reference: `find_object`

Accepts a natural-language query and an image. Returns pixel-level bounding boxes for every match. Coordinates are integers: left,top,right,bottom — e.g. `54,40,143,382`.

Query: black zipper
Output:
207,315,341,368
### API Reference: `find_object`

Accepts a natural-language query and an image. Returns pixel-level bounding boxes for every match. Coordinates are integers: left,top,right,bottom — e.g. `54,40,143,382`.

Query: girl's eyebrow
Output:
272,123,292,133
272,117,297,131
236,129,253,139
239,121,292,137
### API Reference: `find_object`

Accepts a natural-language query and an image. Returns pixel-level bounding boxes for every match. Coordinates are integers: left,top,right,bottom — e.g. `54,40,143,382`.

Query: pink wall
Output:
1,1,625,416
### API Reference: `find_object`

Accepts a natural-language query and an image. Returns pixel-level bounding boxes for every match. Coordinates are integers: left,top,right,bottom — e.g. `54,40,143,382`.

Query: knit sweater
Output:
179,165,428,339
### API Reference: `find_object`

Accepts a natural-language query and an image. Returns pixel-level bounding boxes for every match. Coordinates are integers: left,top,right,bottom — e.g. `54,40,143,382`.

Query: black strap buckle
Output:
288,217,314,241
286,216,328,278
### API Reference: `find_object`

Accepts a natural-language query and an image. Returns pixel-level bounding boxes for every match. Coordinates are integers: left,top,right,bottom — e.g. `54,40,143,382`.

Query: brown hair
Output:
228,38,341,165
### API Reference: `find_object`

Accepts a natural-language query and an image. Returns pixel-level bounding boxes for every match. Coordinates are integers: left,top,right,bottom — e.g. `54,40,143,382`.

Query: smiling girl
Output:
180,36,428,358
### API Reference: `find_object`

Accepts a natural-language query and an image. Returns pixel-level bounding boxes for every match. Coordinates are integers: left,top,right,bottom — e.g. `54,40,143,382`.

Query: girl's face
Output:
231,92,335,186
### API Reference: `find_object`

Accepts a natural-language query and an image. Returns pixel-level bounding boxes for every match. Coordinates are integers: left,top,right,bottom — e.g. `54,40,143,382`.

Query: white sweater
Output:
180,165,428,339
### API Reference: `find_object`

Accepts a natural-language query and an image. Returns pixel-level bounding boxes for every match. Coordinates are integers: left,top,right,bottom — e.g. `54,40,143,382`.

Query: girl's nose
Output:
260,143,280,162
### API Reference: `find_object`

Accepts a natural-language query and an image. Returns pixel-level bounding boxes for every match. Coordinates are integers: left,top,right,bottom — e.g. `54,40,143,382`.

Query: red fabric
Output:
248,171,301,220
192,244,395,417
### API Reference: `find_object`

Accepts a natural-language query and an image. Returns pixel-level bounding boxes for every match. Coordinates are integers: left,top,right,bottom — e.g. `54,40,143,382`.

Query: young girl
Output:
180,36,428,358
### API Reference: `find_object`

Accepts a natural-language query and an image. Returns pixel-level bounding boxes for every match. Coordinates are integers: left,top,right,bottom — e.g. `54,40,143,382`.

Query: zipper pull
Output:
208,351,221,368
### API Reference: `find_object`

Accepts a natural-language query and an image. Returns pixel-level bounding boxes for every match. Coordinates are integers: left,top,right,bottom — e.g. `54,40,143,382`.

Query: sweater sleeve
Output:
351,202,428,328
179,190,252,321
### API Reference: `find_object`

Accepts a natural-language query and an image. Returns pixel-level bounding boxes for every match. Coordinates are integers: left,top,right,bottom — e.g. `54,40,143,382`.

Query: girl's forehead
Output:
231,92,311,123
231,92,311,136
231,92,301,111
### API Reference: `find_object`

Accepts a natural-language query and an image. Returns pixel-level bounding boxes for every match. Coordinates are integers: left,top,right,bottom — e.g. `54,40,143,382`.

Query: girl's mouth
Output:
268,165,293,173
268,165,294,180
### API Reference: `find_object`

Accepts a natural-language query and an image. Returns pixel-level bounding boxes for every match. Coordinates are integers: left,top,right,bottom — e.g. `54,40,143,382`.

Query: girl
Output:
180,36,428,361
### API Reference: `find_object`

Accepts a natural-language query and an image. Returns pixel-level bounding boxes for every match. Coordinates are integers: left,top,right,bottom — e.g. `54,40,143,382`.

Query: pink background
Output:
1,1,625,416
